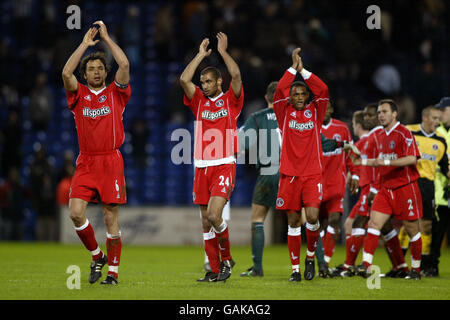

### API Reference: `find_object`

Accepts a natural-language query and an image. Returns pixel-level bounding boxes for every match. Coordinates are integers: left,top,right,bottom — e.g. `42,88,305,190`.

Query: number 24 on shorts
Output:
219,175,230,187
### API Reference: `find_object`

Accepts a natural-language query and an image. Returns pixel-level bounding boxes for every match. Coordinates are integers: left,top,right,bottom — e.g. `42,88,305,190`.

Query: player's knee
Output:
206,211,220,225
367,219,382,231
380,221,393,235
421,219,432,235
329,215,340,229
69,206,84,225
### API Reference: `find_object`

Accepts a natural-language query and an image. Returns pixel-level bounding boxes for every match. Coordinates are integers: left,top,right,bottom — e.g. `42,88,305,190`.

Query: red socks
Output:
362,228,380,268
204,230,220,274
323,226,337,265
215,222,231,261
305,222,320,259
345,228,365,268
288,226,301,271
106,232,122,279
409,232,422,273
383,229,407,271
75,219,103,260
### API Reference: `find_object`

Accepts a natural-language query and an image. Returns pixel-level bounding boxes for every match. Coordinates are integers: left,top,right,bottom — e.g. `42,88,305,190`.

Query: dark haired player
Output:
352,100,423,279
62,21,130,285
180,33,243,282
273,48,329,282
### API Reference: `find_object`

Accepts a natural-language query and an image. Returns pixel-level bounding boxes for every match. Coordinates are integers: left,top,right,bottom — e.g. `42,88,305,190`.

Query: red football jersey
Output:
273,68,329,177
321,118,353,188
350,126,383,189
183,84,244,167
375,122,421,189
66,80,131,154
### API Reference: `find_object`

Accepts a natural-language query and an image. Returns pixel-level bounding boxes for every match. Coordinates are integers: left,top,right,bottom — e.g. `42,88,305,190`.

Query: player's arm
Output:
438,149,450,179
94,21,130,86
353,155,417,167
180,38,211,101
294,48,328,100
321,134,339,152
217,32,242,98
62,27,99,92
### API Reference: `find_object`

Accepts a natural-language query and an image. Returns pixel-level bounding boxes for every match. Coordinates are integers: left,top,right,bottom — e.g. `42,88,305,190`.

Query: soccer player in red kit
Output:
344,105,409,278
273,48,329,282
180,33,243,282
62,22,130,285
320,102,353,272
352,100,423,279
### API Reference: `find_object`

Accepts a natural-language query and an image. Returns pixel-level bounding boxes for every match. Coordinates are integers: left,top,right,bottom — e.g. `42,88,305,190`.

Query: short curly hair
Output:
79,51,110,77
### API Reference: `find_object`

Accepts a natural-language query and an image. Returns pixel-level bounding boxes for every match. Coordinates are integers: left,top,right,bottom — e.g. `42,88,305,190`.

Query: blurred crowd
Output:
0,0,449,241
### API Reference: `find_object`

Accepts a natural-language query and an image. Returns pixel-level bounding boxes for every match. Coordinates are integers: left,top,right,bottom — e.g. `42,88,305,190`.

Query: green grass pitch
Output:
1,242,449,300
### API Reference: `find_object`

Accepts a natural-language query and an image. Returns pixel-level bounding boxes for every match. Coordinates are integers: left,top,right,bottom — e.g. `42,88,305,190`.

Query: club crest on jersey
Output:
276,198,284,207
83,106,111,119
333,134,342,141
304,110,312,118
98,95,107,103
433,144,438,150
389,141,395,149
201,109,228,121
215,99,224,107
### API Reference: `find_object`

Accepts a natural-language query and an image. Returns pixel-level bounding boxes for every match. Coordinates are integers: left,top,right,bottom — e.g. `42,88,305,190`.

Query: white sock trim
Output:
74,219,89,231
396,263,408,269
203,231,216,241
411,258,421,269
288,226,301,236
410,232,421,242
306,221,320,232
363,251,374,265
213,221,227,234
108,266,119,273
327,226,335,234
292,264,299,272
324,256,331,264
383,229,397,242
106,230,122,239
90,246,101,256
351,228,366,236
367,228,381,236
306,250,315,258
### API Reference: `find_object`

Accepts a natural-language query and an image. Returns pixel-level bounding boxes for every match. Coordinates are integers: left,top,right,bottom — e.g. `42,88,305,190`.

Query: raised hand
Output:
199,38,212,57
291,47,303,72
217,32,228,54
82,27,100,47
93,20,110,40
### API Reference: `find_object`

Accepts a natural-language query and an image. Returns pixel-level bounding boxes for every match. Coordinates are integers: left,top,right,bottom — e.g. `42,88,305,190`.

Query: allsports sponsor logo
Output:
83,106,111,119
201,109,228,121
379,152,398,160
288,120,314,132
